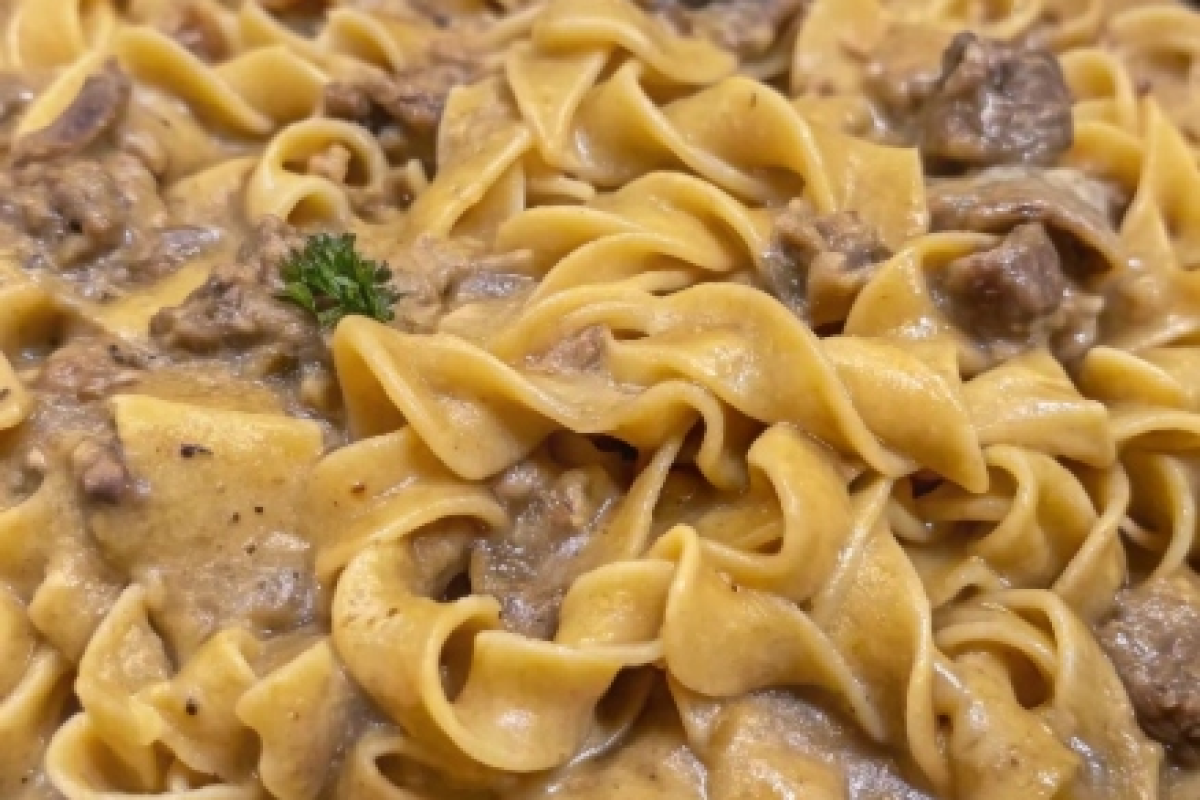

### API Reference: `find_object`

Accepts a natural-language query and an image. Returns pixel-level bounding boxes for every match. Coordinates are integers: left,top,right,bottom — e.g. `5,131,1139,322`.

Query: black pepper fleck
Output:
185,698,198,716
180,443,213,458
230,512,241,523
254,505,264,514
592,436,638,462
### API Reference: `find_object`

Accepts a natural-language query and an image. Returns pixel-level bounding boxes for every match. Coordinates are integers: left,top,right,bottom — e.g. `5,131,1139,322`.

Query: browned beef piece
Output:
149,217,321,373
372,62,479,137
32,336,152,504
940,223,1065,342
11,61,131,166
150,269,314,358
472,464,618,639
70,438,132,505
1098,570,1200,765
636,0,807,59
778,208,890,273
927,167,1124,275
919,32,1073,167
323,58,481,178
764,201,891,324
323,82,374,124
0,151,180,280
35,337,147,402
323,58,480,143
236,213,309,282
1,159,130,266
938,221,1104,364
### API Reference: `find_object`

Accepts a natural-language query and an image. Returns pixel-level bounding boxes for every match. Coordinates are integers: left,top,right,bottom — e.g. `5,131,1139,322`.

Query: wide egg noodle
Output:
0,0,1198,797
3,0,118,70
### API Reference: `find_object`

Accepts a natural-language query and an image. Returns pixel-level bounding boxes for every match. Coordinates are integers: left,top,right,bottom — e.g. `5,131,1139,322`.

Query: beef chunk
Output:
937,222,1103,363
940,223,1065,341
35,337,146,402
236,214,309,282
323,58,480,149
70,438,132,504
11,61,131,166
0,152,172,279
323,82,374,124
150,268,314,360
637,0,807,59
920,32,1073,167
369,62,478,137
927,167,1124,275
149,217,321,373
1,159,129,265
782,209,890,270
31,336,151,503
0,151,207,298
765,201,891,324
472,464,617,639
1098,570,1200,765
323,57,481,189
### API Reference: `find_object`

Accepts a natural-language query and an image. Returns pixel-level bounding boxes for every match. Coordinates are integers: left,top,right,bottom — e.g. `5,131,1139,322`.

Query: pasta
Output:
0,0,1199,797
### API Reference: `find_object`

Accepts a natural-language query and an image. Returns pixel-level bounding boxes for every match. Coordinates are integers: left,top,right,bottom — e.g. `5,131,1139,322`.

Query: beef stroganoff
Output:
1,0,1199,797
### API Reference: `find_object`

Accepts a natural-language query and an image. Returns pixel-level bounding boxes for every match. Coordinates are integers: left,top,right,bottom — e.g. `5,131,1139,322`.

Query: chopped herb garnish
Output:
180,443,213,458
279,232,399,328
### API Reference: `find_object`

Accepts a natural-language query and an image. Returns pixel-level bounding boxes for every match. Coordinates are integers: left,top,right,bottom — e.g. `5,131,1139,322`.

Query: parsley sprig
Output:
279,233,398,328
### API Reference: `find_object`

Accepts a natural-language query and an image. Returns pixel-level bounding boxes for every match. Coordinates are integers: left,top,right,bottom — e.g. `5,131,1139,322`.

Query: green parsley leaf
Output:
278,233,399,328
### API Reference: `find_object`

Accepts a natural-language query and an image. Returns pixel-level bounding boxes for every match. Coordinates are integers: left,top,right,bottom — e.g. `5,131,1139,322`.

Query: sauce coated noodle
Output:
0,0,1197,797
